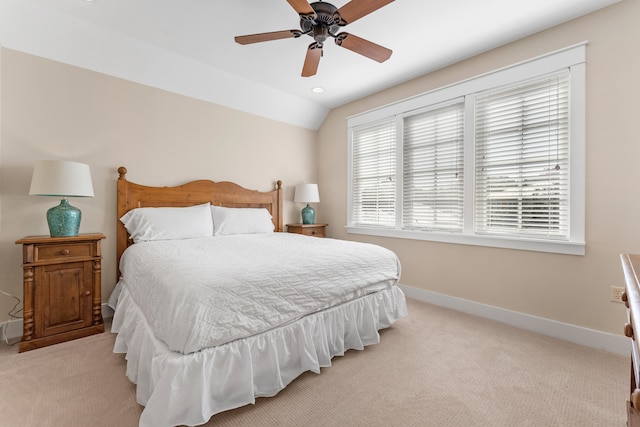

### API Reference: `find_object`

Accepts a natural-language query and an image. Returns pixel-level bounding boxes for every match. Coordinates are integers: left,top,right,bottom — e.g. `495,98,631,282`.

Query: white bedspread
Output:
116,233,401,354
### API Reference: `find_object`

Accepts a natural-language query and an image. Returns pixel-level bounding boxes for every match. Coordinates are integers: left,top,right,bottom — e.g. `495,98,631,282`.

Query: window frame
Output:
347,43,586,255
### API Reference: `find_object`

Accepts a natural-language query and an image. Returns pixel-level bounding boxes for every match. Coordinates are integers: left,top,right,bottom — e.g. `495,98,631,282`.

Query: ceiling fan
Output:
234,0,394,77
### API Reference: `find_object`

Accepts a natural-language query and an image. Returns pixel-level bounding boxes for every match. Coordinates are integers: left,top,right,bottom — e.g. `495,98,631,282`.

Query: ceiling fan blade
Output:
335,33,392,63
302,43,322,77
287,0,316,17
235,30,300,45
337,0,394,25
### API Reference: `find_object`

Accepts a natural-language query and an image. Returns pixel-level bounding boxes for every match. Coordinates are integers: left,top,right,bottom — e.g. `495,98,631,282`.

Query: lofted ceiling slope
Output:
0,0,621,130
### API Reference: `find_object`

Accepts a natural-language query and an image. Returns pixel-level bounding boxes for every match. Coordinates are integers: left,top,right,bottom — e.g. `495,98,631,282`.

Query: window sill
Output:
346,226,585,256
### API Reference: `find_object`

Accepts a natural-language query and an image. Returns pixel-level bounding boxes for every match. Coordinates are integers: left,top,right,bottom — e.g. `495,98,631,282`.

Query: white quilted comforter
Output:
116,233,401,354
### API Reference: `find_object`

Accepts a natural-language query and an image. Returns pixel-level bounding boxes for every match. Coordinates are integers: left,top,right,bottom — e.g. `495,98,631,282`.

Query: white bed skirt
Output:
112,285,408,427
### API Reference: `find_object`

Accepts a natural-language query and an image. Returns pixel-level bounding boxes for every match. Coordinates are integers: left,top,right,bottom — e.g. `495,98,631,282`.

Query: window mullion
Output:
395,115,404,230
568,62,585,244
463,94,476,234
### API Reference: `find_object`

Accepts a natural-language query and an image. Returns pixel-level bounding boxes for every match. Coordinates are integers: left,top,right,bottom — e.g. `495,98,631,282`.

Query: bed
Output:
109,167,408,427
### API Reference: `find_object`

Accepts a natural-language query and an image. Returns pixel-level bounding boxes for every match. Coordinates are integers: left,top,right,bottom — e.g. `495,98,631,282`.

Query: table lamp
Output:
29,160,95,237
294,183,320,224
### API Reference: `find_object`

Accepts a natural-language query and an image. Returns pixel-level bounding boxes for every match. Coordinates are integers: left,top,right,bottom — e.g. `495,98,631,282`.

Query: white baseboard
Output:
399,284,630,356
1,303,115,341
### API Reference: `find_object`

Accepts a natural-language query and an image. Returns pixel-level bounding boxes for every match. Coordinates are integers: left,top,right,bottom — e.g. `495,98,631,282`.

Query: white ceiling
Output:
0,0,621,129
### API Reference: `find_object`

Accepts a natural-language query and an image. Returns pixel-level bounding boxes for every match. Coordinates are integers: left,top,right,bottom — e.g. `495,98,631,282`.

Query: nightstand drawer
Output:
286,223,328,238
35,243,93,262
300,227,325,237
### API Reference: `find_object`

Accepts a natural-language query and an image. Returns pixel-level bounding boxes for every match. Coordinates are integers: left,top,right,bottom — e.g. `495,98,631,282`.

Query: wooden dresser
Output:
16,233,106,352
621,254,640,426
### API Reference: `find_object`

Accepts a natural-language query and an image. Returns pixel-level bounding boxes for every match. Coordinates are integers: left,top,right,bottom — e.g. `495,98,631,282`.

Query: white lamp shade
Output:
294,183,320,203
29,160,95,197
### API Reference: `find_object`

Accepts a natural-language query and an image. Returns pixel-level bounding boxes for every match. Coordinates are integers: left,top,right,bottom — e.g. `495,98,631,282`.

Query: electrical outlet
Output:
611,286,625,303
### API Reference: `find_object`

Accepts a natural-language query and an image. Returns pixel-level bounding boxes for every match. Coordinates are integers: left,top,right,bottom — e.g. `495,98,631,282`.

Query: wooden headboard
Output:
116,166,283,278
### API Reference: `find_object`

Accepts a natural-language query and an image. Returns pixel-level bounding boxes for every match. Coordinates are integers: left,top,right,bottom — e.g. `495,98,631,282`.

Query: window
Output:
475,73,569,239
351,118,396,227
347,44,585,255
402,101,464,232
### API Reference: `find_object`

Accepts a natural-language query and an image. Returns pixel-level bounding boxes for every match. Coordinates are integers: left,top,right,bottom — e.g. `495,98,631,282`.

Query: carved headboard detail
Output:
115,166,283,278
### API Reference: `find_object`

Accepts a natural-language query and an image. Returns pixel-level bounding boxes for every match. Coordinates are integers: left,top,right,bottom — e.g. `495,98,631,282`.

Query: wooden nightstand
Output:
16,233,106,352
286,223,328,238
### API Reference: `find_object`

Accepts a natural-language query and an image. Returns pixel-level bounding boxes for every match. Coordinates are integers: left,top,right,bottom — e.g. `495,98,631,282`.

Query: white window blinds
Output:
347,44,584,254
475,72,570,239
403,102,465,231
351,118,396,227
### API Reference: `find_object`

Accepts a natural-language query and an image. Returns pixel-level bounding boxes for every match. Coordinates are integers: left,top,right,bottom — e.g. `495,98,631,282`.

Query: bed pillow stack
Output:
120,203,275,242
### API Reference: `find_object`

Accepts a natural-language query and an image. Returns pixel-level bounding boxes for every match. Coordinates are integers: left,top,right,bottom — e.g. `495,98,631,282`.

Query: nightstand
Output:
15,233,106,352
286,223,328,238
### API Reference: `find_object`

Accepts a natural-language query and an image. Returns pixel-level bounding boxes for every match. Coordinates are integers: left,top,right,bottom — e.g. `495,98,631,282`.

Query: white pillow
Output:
211,206,274,236
120,203,213,243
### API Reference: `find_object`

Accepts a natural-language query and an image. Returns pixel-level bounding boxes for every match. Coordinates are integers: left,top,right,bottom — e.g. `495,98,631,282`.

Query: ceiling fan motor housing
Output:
301,2,343,44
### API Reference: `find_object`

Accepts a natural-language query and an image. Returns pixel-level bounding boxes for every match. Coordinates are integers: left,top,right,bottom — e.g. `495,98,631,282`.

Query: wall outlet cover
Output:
611,286,625,303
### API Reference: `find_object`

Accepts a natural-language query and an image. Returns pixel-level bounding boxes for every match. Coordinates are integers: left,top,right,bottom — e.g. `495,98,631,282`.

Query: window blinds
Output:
351,118,396,227
475,72,570,239
403,102,465,231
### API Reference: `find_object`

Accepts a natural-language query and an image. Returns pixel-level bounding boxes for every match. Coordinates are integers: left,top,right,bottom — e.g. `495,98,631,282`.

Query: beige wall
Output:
0,49,318,323
318,0,639,335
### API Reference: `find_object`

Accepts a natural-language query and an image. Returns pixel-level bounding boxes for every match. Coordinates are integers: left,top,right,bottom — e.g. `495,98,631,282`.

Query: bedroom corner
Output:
0,47,320,340
317,0,638,343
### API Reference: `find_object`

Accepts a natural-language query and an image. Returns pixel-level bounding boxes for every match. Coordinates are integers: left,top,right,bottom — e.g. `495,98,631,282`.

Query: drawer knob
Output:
311,230,316,235
625,322,634,338
623,290,629,308
85,291,91,296
632,389,640,410
61,249,70,255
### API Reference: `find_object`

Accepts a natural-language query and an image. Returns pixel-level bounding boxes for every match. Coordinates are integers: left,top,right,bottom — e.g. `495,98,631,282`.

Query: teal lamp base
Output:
301,204,316,224
47,199,82,237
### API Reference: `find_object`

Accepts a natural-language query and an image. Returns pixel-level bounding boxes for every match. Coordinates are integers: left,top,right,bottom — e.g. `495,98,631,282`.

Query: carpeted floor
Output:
0,298,629,426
